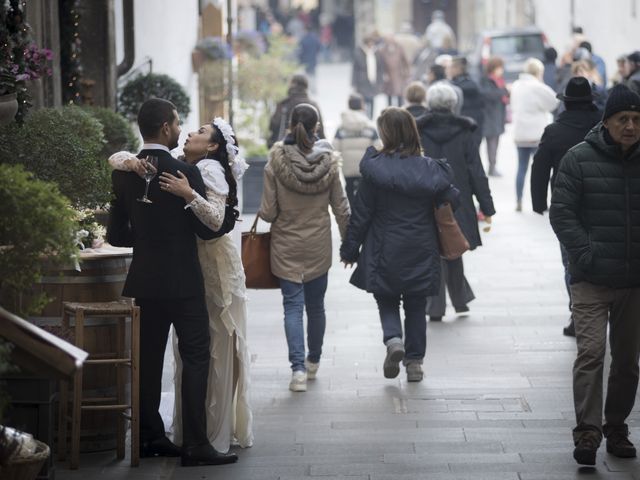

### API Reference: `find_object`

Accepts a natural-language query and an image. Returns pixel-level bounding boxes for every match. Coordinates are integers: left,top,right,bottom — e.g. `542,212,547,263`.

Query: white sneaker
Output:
305,359,319,380
289,371,307,392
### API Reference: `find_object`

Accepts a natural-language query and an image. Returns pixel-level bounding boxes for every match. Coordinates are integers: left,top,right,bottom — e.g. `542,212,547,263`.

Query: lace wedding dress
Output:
109,154,254,453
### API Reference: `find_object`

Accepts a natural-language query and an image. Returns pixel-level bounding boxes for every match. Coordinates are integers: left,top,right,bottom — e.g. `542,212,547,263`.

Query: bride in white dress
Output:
108,117,253,453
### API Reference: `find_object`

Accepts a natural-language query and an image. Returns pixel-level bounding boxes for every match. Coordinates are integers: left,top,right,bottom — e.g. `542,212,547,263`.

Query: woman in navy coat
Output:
340,107,459,382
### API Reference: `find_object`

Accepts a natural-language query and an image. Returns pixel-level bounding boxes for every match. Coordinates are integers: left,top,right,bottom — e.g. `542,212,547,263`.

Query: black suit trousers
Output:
136,296,210,447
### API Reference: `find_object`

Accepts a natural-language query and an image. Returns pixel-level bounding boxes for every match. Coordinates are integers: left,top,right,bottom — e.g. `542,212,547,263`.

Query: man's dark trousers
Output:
137,296,210,447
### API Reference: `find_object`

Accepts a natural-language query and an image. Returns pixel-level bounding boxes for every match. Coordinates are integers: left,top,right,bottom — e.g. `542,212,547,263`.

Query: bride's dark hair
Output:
206,123,239,220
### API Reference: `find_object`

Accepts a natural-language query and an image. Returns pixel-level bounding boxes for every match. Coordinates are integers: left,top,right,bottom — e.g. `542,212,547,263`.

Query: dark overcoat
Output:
352,46,384,99
452,73,485,132
267,87,325,147
530,106,602,213
340,147,459,296
480,76,508,138
416,112,496,250
406,104,428,118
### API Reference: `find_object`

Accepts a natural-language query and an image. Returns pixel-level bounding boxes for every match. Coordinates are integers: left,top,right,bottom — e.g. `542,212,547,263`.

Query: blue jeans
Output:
373,294,427,361
280,273,328,372
516,146,537,202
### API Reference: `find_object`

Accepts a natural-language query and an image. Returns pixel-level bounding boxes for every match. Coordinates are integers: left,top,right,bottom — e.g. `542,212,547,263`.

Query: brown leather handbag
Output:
434,203,470,260
241,214,280,289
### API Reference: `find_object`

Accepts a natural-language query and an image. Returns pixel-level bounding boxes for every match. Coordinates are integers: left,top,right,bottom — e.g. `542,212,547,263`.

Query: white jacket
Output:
510,73,559,145
333,110,379,178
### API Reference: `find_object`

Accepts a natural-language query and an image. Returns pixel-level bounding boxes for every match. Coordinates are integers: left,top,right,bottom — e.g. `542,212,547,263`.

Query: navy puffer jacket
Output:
340,147,459,296
549,123,640,288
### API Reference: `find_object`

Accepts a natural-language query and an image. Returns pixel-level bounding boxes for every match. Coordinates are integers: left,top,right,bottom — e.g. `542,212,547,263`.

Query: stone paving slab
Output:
371,474,520,480
310,462,451,476
519,474,635,480
301,441,415,456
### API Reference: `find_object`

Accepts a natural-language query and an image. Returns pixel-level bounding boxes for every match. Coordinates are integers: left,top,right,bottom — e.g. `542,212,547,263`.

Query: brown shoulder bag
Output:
434,202,470,260
241,214,280,289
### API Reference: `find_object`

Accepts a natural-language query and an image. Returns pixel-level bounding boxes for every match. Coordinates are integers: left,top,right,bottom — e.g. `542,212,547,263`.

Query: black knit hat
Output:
556,76,593,103
627,50,640,63
602,84,640,121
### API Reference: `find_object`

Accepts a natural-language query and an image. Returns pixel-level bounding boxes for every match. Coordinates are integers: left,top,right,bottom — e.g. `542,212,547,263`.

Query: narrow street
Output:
57,62,640,480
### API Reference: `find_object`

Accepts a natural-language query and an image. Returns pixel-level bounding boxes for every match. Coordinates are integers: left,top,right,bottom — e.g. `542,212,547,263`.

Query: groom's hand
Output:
135,158,156,177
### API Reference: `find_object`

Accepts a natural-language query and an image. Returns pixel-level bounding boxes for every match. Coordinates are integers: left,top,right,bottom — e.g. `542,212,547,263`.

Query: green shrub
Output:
84,106,140,157
118,73,191,121
236,34,299,151
0,106,110,208
0,164,79,317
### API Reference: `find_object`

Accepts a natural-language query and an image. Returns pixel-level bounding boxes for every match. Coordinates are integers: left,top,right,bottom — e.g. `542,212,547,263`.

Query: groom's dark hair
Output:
137,98,177,139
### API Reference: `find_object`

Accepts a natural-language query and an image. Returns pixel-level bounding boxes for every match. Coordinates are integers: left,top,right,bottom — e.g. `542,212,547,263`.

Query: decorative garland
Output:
4,0,31,123
59,0,83,104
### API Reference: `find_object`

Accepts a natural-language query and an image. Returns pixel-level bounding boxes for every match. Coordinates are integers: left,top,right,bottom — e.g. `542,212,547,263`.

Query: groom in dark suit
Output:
108,98,237,466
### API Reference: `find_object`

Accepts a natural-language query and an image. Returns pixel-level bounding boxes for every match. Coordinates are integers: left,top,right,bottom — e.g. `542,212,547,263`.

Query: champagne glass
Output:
137,155,158,203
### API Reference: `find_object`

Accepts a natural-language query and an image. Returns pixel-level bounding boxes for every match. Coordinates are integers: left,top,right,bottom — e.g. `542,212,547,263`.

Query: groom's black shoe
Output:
140,436,181,458
181,443,238,467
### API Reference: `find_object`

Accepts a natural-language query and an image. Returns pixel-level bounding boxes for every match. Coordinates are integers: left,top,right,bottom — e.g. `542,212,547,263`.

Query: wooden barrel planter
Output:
29,249,133,453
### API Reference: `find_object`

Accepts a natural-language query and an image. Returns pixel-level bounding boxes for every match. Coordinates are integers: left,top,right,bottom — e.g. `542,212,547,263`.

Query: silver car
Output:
469,26,548,83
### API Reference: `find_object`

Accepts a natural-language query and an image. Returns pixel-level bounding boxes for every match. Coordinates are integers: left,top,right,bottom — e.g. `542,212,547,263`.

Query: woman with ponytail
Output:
108,118,253,454
259,103,350,392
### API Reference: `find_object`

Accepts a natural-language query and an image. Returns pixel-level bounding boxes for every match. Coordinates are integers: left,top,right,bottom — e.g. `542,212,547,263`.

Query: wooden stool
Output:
58,301,140,469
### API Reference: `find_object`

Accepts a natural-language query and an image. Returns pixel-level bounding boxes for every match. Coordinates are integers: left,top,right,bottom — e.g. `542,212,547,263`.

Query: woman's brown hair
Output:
485,56,504,75
289,103,319,153
405,81,427,105
376,107,422,157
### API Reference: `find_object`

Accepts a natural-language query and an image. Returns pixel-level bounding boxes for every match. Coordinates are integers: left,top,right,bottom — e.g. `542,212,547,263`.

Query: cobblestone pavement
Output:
56,63,640,479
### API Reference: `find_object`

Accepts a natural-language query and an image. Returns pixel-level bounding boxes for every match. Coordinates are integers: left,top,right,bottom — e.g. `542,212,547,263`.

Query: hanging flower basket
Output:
192,37,231,70
0,93,18,126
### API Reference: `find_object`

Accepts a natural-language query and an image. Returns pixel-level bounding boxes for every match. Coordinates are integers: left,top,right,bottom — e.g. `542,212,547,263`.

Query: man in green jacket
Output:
550,84,640,466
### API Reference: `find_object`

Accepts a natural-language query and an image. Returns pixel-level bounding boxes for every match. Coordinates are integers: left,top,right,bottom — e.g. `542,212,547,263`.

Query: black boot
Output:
563,319,575,337
140,436,181,458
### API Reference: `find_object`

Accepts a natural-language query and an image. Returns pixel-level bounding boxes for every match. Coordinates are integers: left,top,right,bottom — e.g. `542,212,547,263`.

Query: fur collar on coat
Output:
269,140,340,195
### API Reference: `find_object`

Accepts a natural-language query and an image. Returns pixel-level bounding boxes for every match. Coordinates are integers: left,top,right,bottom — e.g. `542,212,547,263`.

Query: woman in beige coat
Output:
258,103,350,393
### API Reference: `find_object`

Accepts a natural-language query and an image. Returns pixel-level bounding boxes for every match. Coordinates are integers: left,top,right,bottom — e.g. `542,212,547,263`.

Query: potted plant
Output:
236,34,299,147
0,106,110,209
0,164,79,317
83,106,140,158
192,36,231,70
118,72,191,122
0,166,76,478
234,30,264,57
82,106,141,227
235,34,299,212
